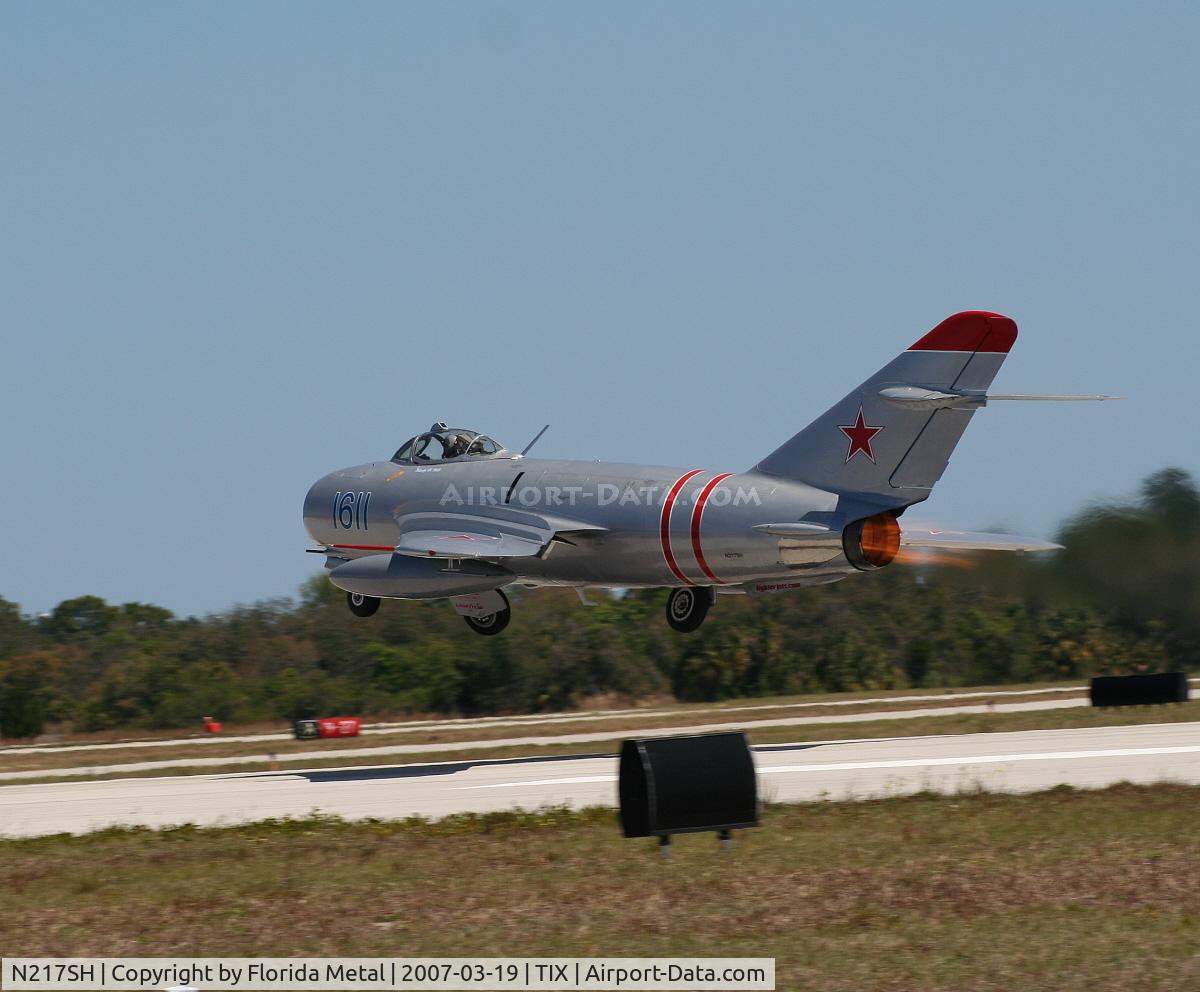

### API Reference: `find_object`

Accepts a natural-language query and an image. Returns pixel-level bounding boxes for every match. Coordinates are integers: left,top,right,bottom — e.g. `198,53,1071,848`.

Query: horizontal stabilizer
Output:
878,387,1121,411
900,526,1062,553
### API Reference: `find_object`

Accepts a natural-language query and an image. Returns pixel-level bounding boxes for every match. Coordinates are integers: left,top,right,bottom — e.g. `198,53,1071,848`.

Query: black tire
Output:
347,592,381,618
666,587,711,633
463,589,511,635
464,607,510,635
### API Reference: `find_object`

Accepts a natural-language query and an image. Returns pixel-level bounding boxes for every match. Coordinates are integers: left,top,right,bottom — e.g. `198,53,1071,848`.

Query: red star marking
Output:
838,405,883,464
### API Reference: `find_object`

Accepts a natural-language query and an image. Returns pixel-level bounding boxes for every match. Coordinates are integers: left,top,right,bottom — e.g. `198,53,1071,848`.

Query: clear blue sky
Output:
2,3,1196,617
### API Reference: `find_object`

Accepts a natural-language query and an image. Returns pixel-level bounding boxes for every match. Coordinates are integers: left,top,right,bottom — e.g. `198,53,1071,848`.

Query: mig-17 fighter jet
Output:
304,311,1111,634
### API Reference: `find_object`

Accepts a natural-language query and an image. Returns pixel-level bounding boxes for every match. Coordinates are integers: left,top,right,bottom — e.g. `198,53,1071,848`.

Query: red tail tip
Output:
908,311,1018,354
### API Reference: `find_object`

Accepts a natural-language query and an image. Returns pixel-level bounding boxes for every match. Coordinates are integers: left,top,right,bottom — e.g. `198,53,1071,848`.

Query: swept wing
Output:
392,508,606,560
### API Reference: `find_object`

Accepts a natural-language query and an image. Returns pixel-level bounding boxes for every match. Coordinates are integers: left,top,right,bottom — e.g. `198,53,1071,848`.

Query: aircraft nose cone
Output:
303,473,336,542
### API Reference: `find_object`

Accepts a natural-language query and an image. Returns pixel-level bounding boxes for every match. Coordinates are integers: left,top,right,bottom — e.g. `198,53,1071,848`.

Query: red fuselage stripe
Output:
660,470,704,585
690,472,734,584
331,544,394,551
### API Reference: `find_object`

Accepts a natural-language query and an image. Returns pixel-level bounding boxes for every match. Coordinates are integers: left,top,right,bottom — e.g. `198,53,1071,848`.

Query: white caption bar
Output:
1,959,775,991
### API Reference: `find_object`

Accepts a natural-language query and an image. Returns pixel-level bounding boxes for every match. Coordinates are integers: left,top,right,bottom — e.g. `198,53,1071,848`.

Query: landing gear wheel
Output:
666,587,711,632
347,592,381,618
464,590,511,636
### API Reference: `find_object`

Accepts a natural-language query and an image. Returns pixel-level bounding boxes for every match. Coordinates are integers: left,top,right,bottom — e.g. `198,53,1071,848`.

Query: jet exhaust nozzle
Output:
843,512,901,570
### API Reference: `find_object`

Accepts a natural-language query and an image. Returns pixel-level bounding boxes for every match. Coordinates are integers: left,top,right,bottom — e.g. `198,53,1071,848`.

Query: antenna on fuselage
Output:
520,424,550,457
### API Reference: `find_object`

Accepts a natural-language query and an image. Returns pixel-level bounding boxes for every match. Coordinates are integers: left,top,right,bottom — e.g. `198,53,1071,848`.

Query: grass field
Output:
2,784,1198,990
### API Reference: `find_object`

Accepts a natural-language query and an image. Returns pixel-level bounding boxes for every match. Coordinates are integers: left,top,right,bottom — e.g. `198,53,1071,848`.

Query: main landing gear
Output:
463,589,511,636
666,587,712,633
346,592,381,618
344,589,513,635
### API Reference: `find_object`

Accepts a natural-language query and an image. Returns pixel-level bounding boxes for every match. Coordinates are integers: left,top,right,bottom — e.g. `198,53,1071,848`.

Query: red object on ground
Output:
202,717,222,733
317,717,362,738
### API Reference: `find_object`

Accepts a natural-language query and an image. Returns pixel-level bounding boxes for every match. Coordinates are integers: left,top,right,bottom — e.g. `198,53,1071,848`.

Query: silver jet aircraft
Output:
304,311,1109,634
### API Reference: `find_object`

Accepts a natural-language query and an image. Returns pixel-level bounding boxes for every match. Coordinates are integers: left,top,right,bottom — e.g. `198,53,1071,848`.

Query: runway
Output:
0,697,1087,781
2,721,1197,838
0,683,1094,757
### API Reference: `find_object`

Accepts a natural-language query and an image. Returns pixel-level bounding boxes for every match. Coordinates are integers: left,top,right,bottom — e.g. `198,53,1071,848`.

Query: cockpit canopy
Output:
392,424,509,464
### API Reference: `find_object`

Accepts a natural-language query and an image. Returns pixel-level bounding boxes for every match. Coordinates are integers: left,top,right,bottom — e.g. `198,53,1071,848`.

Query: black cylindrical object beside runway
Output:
619,731,758,839
1089,672,1189,707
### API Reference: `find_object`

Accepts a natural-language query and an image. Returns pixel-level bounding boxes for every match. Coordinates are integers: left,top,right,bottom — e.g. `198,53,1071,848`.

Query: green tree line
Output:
1,468,1196,738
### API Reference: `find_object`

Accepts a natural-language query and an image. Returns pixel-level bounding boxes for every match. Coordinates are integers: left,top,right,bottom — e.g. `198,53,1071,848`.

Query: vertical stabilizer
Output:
752,311,1017,503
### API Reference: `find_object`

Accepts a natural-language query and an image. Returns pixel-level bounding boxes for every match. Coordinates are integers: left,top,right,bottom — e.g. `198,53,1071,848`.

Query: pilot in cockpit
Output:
443,433,469,459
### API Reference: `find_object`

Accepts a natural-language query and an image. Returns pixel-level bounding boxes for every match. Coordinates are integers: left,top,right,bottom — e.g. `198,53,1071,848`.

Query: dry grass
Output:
2,785,1198,990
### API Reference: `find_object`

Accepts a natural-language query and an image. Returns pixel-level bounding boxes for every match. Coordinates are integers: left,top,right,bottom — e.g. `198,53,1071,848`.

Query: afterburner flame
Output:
894,548,979,570
843,511,901,570
859,513,901,567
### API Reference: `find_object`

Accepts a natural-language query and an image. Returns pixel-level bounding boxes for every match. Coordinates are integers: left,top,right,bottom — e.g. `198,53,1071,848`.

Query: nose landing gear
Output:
665,587,712,632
